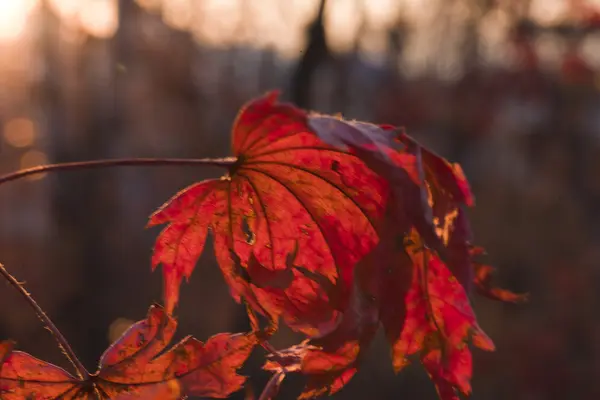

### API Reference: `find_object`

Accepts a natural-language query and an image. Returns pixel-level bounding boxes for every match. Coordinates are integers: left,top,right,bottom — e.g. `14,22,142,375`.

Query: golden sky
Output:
1,0,600,69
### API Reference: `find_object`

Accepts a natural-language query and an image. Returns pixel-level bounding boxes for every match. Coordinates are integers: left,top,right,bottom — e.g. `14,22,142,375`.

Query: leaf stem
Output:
258,371,285,400
0,263,89,379
256,340,290,400
0,157,237,186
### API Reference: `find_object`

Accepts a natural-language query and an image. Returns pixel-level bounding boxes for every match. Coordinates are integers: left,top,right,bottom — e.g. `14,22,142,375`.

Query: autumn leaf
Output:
0,341,12,363
258,211,402,399
0,305,256,399
308,117,438,250
148,91,387,335
260,114,510,399
263,341,359,400
394,232,495,399
308,116,477,291
263,221,494,399
471,247,528,303
0,342,80,399
147,93,520,400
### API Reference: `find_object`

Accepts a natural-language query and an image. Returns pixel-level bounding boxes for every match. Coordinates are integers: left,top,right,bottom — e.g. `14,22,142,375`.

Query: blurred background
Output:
0,0,599,398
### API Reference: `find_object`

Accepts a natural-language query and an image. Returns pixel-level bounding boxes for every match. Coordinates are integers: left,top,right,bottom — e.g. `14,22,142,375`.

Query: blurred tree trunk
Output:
290,0,329,109
43,1,130,368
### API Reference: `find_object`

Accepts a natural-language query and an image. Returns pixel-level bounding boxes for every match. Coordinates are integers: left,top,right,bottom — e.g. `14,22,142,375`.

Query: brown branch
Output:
0,263,89,379
0,157,237,186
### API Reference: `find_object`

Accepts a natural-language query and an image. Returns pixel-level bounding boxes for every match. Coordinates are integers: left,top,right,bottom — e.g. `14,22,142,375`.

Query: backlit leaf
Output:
148,92,387,335
273,114,511,399
147,93,521,400
0,305,256,399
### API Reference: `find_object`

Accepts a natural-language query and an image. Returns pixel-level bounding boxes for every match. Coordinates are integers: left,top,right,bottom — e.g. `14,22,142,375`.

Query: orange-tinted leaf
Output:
263,340,359,400
298,342,359,399
474,262,528,303
149,92,387,334
398,132,474,207
0,305,256,399
0,343,79,399
97,305,256,399
0,341,12,364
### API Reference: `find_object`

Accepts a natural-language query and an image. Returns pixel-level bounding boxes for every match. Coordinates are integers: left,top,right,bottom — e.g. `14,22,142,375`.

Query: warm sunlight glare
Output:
364,0,401,28
529,0,569,25
49,0,118,38
136,0,414,57
0,0,38,42
191,0,241,46
47,0,79,20
135,0,162,12
79,0,118,38
325,0,362,53
3,118,37,148
162,0,193,30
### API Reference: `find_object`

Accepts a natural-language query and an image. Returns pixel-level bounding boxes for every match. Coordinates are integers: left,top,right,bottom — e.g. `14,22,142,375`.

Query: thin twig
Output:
256,340,291,400
0,157,237,186
258,371,285,400
0,263,89,379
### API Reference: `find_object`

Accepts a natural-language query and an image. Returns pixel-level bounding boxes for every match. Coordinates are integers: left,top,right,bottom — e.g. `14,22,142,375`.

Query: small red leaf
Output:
0,345,79,399
0,305,256,399
263,341,360,400
474,263,529,303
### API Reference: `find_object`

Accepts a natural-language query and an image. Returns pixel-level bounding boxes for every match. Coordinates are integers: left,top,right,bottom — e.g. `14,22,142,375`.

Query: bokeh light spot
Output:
3,118,37,148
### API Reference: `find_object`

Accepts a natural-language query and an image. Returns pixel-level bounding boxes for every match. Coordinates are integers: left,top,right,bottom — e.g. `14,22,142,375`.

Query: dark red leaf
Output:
302,115,510,399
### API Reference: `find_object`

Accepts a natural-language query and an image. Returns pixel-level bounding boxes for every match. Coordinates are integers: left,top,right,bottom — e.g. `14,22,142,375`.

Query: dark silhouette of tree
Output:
290,0,330,109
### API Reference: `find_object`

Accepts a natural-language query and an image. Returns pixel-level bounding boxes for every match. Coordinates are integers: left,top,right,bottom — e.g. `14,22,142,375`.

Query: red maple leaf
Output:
0,305,256,399
255,114,519,399
309,116,476,289
394,231,495,399
148,92,387,335
263,222,494,400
